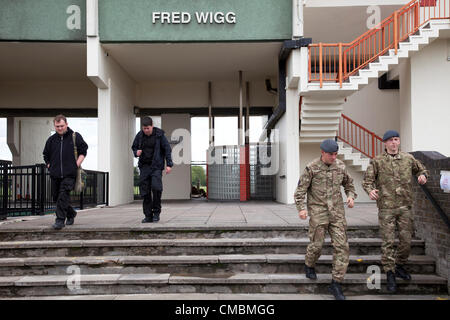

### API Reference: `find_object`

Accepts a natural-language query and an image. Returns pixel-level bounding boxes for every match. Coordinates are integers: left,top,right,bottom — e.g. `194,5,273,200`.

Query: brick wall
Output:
410,151,450,293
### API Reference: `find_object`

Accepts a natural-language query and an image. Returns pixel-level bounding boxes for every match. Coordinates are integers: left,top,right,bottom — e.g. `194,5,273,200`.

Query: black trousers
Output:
139,166,163,218
51,177,77,224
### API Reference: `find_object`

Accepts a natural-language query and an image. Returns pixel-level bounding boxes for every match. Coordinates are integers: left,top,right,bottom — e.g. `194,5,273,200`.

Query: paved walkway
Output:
0,200,379,230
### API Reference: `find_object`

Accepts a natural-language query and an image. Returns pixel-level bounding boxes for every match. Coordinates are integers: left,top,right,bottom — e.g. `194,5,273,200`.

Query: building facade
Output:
1,0,449,205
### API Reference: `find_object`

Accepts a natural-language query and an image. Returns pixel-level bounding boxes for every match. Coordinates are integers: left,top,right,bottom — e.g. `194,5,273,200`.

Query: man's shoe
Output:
52,222,65,230
305,265,317,280
328,280,346,300
66,217,75,226
395,264,412,281
141,217,153,223
152,213,160,222
386,270,397,293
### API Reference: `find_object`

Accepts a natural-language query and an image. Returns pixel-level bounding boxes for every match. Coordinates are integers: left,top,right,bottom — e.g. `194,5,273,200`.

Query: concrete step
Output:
0,238,426,257
0,255,436,277
0,273,446,297
4,293,448,300
0,225,381,241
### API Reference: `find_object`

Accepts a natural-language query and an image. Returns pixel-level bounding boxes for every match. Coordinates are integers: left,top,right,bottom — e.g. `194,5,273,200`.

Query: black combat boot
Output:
305,264,317,280
328,280,346,300
386,270,397,293
141,217,153,223
152,212,160,222
52,222,65,230
395,264,411,280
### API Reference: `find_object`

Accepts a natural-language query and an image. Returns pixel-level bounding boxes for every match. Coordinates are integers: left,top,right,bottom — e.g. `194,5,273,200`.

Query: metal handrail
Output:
338,114,383,159
309,0,450,87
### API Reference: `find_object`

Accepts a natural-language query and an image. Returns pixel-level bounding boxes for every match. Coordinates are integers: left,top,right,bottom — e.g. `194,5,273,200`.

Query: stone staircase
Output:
300,19,450,144
0,225,447,298
337,141,370,172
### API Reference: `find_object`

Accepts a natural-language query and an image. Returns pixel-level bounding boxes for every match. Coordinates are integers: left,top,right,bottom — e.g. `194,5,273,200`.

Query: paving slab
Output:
0,201,379,230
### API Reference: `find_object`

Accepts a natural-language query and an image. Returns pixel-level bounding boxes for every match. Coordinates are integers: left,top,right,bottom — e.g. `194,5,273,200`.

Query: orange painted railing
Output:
309,0,450,87
338,114,383,159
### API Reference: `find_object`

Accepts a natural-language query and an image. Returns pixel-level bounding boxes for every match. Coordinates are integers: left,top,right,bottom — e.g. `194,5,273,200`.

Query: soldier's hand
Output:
166,166,172,174
299,210,308,220
137,150,142,157
346,197,354,208
418,175,427,185
369,189,379,200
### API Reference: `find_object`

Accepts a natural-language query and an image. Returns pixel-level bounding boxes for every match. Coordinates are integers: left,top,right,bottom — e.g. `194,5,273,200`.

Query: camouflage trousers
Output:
305,210,349,282
378,206,413,273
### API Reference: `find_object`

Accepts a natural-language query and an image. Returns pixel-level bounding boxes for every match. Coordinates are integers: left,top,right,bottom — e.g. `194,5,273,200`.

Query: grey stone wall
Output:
410,151,450,293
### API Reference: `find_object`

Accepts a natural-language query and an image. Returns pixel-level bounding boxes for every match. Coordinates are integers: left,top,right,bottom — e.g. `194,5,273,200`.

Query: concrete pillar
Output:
292,0,304,38
7,117,53,166
275,89,300,204
87,2,136,206
161,113,191,200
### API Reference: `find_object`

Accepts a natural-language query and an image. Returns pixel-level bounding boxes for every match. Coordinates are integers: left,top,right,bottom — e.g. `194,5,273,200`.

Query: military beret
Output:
320,139,339,153
382,130,400,142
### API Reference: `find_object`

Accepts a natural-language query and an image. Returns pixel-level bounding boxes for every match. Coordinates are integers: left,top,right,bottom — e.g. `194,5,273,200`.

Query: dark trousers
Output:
51,177,76,224
139,166,163,218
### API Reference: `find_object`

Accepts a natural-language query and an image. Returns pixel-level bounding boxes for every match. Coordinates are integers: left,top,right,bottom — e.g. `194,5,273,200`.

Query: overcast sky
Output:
0,116,266,170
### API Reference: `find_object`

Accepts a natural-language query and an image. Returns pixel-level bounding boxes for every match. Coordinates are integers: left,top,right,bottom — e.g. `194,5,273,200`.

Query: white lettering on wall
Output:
153,12,191,24
66,5,81,30
152,11,236,24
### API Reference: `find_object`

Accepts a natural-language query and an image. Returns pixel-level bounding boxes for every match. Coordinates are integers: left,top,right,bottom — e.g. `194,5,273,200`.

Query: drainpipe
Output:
263,38,311,137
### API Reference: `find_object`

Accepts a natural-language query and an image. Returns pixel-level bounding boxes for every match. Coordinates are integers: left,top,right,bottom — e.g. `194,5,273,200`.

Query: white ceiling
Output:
103,42,281,82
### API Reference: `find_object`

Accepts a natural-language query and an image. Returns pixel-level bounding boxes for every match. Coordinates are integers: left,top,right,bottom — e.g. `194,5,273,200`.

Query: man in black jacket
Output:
43,115,88,230
132,116,173,223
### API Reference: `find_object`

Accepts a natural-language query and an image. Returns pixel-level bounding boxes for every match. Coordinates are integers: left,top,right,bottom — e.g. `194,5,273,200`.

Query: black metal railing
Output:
0,163,109,219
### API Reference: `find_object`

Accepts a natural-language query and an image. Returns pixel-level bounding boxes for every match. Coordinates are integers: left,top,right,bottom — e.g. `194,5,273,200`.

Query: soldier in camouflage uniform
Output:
294,139,357,300
362,130,428,293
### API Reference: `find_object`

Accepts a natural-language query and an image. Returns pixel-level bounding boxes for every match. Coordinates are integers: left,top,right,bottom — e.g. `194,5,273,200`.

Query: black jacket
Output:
43,127,88,179
131,127,173,170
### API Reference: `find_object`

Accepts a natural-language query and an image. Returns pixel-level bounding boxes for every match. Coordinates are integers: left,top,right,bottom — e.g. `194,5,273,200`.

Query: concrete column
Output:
275,89,300,204
87,3,136,206
161,113,191,200
292,0,304,39
7,117,53,166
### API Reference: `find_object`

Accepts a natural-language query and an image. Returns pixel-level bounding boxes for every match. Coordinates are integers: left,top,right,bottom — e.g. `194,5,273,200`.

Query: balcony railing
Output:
0,163,109,219
309,0,450,87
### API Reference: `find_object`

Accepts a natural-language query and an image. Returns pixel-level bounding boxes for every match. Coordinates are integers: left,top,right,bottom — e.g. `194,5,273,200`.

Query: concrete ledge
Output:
0,238,425,249
0,254,436,268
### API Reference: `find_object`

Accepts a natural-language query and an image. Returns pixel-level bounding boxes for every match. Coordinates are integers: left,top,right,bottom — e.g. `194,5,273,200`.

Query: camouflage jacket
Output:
362,151,429,209
294,157,357,213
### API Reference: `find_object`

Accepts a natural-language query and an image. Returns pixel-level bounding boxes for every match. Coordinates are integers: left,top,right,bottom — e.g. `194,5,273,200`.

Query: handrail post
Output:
394,10,399,54
414,2,419,30
339,43,343,88
39,164,46,215
1,164,8,220
371,133,376,158
31,166,36,215
319,43,323,88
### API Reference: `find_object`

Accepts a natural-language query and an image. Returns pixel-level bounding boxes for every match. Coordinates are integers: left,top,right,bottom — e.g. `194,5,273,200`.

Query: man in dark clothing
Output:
43,115,88,230
132,116,173,223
